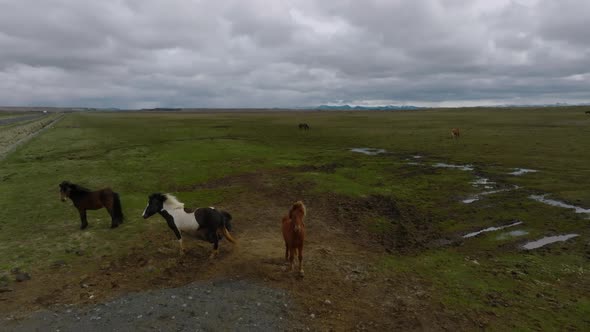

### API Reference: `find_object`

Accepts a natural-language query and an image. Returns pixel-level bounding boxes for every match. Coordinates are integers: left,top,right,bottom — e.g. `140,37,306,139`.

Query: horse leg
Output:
79,209,88,230
178,238,186,255
285,244,289,261
288,247,296,272
297,246,304,276
209,231,219,259
106,204,119,229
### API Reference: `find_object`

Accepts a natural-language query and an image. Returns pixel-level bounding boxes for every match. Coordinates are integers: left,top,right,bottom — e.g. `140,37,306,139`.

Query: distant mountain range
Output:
315,104,424,110
494,102,590,108
2,103,589,113
314,102,590,110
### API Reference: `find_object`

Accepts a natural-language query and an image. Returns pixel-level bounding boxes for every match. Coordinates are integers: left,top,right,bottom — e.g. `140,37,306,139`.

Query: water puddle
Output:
462,186,520,204
406,162,421,166
510,168,538,176
471,176,495,187
522,234,579,250
433,163,474,171
412,155,423,159
529,195,590,215
350,148,386,156
463,221,523,238
497,230,528,240
462,198,479,204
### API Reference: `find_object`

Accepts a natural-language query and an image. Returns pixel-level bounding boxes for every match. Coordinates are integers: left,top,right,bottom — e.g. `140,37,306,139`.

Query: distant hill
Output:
140,108,182,112
495,103,590,108
316,104,424,111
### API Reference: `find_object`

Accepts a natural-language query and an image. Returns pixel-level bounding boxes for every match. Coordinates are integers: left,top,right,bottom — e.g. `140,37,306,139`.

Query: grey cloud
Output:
0,0,589,108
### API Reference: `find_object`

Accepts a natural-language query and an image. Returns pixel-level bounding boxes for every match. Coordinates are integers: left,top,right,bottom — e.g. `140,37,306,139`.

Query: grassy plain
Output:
0,107,589,329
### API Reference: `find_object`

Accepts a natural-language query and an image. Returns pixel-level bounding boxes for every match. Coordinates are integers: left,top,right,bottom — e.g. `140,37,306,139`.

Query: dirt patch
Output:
0,169,469,331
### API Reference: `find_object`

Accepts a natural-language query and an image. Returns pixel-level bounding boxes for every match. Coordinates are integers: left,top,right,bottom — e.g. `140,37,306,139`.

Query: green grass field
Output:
1,108,589,329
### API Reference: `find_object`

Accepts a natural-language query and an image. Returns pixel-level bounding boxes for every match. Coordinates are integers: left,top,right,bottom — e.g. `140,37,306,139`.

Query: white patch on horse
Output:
163,194,185,210
161,194,200,233
209,206,215,209
167,209,200,233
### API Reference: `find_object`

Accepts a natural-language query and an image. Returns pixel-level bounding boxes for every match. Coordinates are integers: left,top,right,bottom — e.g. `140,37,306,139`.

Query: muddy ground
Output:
1,171,472,331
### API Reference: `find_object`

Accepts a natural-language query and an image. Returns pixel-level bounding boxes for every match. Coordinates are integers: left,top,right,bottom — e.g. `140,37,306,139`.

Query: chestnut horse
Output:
59,181,124,229
282,201,306,275
451,128,461,139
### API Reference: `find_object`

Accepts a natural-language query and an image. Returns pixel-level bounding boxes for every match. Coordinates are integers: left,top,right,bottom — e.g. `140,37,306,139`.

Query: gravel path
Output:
4,279,303,332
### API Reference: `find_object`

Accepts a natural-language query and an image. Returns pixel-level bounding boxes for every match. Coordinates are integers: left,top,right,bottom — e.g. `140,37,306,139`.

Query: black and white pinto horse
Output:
142,193,236,257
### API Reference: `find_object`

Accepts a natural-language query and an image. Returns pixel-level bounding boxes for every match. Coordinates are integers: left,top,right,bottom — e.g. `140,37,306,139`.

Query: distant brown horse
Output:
298,123,310,130
59,181,124,229
282,201,306,276
451,128,461,139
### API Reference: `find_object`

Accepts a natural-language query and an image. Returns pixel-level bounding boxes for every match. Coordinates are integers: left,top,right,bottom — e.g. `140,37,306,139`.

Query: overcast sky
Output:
1,0,589,108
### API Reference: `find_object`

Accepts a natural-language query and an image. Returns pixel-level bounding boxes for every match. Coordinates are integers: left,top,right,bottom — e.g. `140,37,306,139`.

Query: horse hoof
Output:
110,224,119,229
299,270,305,277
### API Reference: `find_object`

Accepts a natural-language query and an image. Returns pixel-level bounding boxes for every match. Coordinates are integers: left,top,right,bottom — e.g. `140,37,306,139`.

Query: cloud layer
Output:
1,0,589,108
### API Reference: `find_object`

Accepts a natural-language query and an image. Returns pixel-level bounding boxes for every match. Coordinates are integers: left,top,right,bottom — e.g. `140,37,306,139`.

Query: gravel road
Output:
0,114,45,126
3,279,304,332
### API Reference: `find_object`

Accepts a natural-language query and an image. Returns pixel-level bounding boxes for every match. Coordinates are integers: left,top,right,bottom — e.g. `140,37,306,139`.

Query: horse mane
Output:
68,182,92,193
289,201,306,220
163,194,185,210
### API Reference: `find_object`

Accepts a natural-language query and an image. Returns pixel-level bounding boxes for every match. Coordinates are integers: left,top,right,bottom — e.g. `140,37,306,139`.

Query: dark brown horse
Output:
282,201,306,276
59,181,124,229
298,123,310,130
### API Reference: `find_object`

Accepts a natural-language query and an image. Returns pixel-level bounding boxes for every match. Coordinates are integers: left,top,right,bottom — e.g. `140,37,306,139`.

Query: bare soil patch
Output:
1,170,469,331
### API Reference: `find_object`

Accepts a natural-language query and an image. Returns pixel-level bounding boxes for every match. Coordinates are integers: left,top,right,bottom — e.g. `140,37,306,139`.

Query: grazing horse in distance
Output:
298,123,310,130
282,201,306,276
142,193,235,258
59,181,124,229
585,110,590,114
451,128,461,139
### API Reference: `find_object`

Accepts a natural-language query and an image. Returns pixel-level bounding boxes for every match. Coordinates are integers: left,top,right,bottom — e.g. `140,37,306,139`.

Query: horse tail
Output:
221,211,233,232
221,226,236,244
113,192,124,223
216,210,236,244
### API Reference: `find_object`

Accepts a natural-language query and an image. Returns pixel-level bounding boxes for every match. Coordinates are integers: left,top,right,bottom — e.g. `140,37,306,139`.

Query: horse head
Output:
142,193,167,219
59,181,72,202
290,201,306,232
